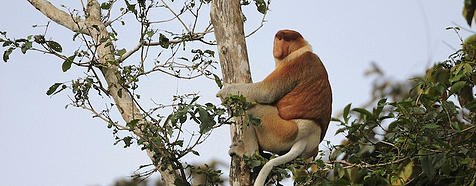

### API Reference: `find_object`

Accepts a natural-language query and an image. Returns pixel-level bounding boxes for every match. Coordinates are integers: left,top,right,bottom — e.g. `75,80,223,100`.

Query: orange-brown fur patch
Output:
275,30,302,41
275,52,332,141
250,105,298,152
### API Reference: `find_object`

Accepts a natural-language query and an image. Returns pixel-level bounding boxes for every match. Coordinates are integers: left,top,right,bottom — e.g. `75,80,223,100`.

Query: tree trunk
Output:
210,0,253,185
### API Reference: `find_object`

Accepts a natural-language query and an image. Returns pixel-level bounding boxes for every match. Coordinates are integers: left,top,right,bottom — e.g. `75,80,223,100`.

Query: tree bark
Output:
27,0,178,185
210,0,253,185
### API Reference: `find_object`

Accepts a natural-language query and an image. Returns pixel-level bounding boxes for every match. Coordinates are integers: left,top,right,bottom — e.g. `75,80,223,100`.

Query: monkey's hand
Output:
228,139,246,157
216,83,252,100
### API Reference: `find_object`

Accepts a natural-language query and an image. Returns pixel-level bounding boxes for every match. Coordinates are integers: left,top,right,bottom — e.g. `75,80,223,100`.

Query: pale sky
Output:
0,1,469,186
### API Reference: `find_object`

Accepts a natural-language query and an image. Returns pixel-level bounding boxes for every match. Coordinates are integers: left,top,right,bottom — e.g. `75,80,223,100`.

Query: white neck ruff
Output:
275,45,312,67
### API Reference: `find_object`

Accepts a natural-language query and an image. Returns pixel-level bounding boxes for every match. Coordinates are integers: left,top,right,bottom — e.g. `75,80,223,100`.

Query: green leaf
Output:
213,74,222,88
463,0,476,26
33,35,46,44
21,41,32,54
46,41,62,52
46,83,62,95
343,103,351,123
352,108,373,119
159,34,170,49
101,2,112,9
146,30,155,38
421,155,435,178
15,39,28,42
174,177,190,186
331,117,342,123
423,123,439,129
126,119,139,129
376,98,387,115
248,159,263,169
116,48,126,56
124,0,138,15
190,96,199,104
2,40,12,47
464,100,476,112
62,55,75,72
191,150,199,156
198,107,215,134
204,49,215,57
3,47,14,62
450,81,466,94
122,136,133,148
254,0,267,14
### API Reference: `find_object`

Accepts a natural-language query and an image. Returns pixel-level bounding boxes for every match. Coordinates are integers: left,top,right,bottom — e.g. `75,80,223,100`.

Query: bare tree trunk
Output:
210,0,253,185
27,0,178,184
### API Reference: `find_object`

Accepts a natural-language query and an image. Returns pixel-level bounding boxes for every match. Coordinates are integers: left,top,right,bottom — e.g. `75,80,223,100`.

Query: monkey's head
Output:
273,30,308,60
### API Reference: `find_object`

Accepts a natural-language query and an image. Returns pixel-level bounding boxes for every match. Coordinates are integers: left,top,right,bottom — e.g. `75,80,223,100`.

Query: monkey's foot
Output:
228,140,246,157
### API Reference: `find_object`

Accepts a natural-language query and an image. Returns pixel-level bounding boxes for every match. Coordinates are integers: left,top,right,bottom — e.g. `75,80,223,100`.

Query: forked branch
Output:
28,0,89,34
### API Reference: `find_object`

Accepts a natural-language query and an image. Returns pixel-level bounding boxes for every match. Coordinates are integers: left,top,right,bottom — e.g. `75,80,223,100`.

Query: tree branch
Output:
27,0,89,34
118,32,208,63
245,0,270,38
330,157,409,169
160,0,191,33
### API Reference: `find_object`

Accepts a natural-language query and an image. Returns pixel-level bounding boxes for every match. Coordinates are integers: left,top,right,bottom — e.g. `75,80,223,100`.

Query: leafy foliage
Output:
283,35,474,186
236,28,474,186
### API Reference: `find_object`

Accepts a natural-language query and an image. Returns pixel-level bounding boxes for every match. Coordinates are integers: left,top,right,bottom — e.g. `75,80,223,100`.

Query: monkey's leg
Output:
248,105,299,153
230,104,298,157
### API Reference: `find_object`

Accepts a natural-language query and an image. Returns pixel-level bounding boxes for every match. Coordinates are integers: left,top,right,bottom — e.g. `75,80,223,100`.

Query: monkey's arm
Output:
217,64,300,104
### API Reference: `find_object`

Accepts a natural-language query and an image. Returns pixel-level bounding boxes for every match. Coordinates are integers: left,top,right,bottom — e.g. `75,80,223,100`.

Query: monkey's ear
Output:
276,30,302,41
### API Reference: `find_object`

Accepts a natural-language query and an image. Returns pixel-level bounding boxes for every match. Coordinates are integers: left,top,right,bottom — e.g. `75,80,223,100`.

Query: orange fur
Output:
275,52,332,141
248,105,298,153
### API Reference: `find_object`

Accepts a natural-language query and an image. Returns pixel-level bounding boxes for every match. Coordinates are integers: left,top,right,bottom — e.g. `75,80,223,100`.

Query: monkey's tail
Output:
253,139,307,186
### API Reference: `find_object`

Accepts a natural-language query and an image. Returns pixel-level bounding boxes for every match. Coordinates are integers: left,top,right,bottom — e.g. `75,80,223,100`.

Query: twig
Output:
105,11,127,26
446,124,476,138
378,140,400,156
330,157,409,169
118,32,208,62
451,21,476,34
149,9,186,24
160,0,190,33
190,1,203,33
80,0,86,14
245,0,270,38
79,100,129,131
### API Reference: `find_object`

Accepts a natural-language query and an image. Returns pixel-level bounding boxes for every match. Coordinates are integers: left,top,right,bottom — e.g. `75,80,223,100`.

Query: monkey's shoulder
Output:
287,51,326,74
292,51,323,65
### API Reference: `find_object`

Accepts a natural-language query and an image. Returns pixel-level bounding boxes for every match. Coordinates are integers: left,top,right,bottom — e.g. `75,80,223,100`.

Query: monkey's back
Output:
276,52,332,141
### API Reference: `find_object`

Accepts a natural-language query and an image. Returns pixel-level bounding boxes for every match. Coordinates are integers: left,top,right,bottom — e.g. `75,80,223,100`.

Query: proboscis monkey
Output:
217,30,332,186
